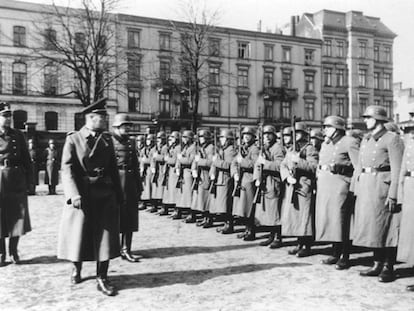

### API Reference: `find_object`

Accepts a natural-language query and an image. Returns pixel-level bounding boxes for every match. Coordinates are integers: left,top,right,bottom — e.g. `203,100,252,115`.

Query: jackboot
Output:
378,264,395,283
184,211,197,223
158,205,169,216
71,262,82,284
322,243,341,265
202,216,214,228
0,239,6,267
96,261,117,296
259,232,275,246
360,261,384,277
243,227,256,241
269,227,283,249
9,237,20,264
120,233,140,263
171,208,182,220
221,218,234,234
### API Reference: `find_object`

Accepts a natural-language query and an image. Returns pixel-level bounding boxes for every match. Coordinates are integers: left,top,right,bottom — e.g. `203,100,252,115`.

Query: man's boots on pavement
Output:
184,211,197,223
171,207,182,220
360,261,384,277
120,233,140,263
221,217,234,234
9,237,20,264
96,261,116,296
259,232,275,246
0,239,6,267
71,262,82,284
269,226,283,249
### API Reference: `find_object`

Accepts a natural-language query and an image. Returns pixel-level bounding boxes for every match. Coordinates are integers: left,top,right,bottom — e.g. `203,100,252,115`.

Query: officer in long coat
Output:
160,131,180,216
44,139,60,195
397,112,414,291
209,129,237,230
111,113,142,263
57,98,123,296
315,116,359,270
188,129,214,224
140,134,155,211
231,126,259,240
353,105,404,283
281,122,318,257
172,130,195,219
27,139,39,195
0,102,32,267
150,132,168,214
253,125,285,247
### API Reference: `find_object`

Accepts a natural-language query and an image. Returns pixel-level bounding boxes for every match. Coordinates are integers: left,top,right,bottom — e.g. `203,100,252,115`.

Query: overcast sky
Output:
24,0,414,88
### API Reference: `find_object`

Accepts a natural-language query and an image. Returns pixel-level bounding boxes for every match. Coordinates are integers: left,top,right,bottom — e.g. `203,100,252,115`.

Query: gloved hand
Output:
287,176,297,185
194,154,201,162
234,174,240,182
192,170,198,178
72,196,82,209
386,197,401,213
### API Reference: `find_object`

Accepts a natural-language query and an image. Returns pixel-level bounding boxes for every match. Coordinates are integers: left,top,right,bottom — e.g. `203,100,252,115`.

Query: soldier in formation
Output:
27,138,39,195
44,139,60,195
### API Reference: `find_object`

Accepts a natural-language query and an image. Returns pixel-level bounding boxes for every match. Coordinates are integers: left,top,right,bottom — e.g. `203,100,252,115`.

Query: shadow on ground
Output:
114,262,311,290
19,255,64,265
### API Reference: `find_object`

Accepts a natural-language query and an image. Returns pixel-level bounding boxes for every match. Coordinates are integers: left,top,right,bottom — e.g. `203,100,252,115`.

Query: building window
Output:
384,73,391,90
209,66,220,86
159,93,170,113
281,101,291,119
263,69,273,88
281,70,291,88
128,57,140,82
13,110,27,130
13,26,26,47
264,45,273,61
209,39,220,57
359,98,368,116
324,68,332,86
264,100,273,119
305,73,314,92
12,62,27,95
304,100,314,120
374,72,380,89
323,97,332,117
304,49,314,65
337,41,345,58
74,112,84,130
159,33,171,50
45,111,58,131
238,42,250,59
282,46,291,62
44,28,56,50
237,67,249,88
337,98,346,117
128,90,141,112
238,95,248,117
358,68,367,87
324,39,332,56
384,46,391,63
44,64,58,96
374,99,381,106
374,45,380,62
127,30,140,48
160,61,171,81
74,32,85,52
384,100,392,116
359,41,367,58
336,69,345,87
209,96,220,116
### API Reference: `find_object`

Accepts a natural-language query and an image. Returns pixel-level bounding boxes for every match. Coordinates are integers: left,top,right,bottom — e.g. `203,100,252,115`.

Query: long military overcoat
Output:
253,142,285,226
112,134,142,233
397,135,414,264
315,134,359,242
162,144,181,205
151,144,168,200
57,126,123,262
352,128,404,248
139,146,153,201
175,143,195,208
231,143,260,218
209,143,236,214
191,142,215,212
0,128,32,238
44,147,60,186
28,146,39,186
280,141,318,237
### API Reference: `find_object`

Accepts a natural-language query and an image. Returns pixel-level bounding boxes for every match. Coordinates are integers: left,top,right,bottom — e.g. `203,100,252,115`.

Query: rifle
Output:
232,124,242,197
290,115,298,204
191,134,201,192
253,124,265,204
161,142,172,187
151,145,160,185
175,134,184,189
208,128,218,197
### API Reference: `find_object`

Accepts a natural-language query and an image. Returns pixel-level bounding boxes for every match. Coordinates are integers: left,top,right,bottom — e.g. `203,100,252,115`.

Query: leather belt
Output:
319,164,333,172
362,166,390,173
240,167,253,174
217,167,230,173
319,164,353,177
181,164,191,169
88,167,105,178
262,169,280,177
405,171,414,177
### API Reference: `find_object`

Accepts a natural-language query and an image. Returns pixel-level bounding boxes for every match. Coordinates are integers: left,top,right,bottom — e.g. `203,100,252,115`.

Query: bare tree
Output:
169,0,221,130
33,0,122,106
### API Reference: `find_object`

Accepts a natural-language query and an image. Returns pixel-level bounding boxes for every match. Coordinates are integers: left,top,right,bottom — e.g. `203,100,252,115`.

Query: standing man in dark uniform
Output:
111,113,142,263
27,138,39,195
0,102,32,266
353,105,404,283
136,135,146,211
57,98,123,296
44,139,60,195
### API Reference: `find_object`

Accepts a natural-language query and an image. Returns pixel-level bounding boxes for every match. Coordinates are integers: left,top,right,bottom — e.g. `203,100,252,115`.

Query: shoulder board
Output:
66,131,76,136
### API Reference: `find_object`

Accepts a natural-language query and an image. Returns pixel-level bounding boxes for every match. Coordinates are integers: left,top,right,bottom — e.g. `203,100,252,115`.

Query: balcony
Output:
261,87,298,101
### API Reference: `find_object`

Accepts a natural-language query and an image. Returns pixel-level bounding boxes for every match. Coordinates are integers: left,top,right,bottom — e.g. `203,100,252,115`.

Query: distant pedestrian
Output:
27,138,39,195
44,139,60,195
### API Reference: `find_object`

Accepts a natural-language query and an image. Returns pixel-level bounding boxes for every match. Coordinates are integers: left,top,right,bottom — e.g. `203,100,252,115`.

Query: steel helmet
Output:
198,129,212,139
169,131,180,139
362,105,389,121
112,113,132,127
182,130,194,138
263,125,277,135
241,126,256,136
136,135,145,142
219,129,234,139
146,134,155,141
156,131,167,139
310,129,324,141
282,127,293,136
295,122,308,133
323,116,346,131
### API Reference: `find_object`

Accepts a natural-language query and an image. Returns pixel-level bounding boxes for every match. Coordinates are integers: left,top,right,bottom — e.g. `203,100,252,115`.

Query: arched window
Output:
12,62,27,95
74,112,84,130
45,111,58,130
13,110,27,130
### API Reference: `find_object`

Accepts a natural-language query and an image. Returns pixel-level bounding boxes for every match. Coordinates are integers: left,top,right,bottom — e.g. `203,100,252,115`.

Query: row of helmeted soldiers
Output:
135,104,414,292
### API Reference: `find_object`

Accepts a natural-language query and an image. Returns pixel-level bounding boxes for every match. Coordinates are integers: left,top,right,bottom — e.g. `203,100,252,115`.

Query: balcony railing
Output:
261,87,298,101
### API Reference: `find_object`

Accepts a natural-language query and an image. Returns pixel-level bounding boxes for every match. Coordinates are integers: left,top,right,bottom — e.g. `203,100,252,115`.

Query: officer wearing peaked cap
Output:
58,97,123,296
44,139,60,195
0,102,32,267
111,113,142,263
315,115,360,270
353,105,404,283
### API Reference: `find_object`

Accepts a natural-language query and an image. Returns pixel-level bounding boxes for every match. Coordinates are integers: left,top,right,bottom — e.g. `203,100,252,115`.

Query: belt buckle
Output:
93,167,104,178
365,167,372,173
410,171,414,177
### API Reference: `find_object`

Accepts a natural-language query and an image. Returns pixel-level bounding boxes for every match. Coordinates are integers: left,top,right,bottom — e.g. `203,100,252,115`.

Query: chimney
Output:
291,16,296,36
257,20,262,32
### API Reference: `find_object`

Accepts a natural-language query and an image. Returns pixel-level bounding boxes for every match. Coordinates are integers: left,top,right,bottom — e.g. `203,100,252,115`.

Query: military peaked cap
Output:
81,97,108,115
113,113,132,127
0,102,12,116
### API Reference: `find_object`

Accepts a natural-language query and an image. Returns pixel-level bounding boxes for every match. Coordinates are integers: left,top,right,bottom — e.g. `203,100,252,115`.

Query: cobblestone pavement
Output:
1,185,414,311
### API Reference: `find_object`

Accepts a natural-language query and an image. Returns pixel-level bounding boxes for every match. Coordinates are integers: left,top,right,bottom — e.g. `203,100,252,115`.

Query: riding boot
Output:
71,262,82,284
120,232,140,262
0,239,5,267
296,237,312,257
378,247,396,282
335,240,351,270
96,261,116,296
360,249,385,276
9,237,20,264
